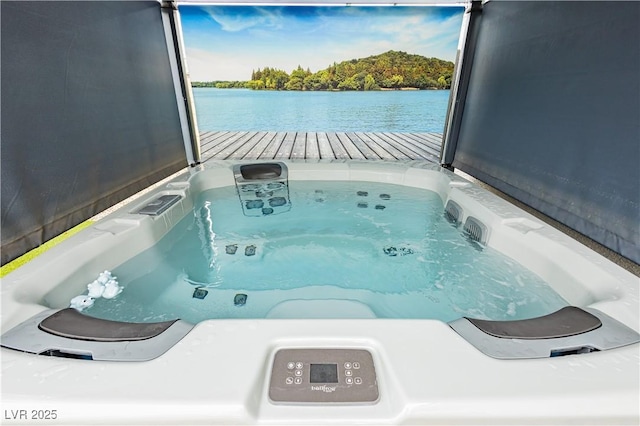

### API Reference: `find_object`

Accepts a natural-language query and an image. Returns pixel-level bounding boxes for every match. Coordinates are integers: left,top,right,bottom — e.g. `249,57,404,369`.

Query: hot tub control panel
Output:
269,348,379,404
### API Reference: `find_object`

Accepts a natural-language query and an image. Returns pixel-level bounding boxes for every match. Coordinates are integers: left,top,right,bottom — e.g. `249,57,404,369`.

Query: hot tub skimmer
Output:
233,163,291,217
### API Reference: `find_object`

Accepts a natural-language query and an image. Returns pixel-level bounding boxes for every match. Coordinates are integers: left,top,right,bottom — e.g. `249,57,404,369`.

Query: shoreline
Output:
191,86,448,92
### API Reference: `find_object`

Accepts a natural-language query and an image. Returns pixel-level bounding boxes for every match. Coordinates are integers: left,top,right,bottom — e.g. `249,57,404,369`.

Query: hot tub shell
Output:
1,160,638,424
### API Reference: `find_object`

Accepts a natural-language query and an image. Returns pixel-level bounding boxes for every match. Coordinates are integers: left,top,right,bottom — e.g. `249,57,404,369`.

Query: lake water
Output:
193,88,450,133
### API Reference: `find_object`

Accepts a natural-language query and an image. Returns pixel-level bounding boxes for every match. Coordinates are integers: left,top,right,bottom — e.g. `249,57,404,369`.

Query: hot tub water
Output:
85,181,568,323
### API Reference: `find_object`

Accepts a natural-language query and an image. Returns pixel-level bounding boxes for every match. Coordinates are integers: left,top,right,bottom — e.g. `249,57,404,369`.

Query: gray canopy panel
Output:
447,1,640,263
1,1,187,265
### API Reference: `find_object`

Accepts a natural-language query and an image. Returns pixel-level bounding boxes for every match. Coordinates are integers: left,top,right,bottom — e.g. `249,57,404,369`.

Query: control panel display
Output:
310,363,338,383
269,348,379,404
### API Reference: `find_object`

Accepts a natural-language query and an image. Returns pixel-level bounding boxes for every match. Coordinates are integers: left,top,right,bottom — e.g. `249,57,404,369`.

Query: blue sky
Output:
180,5,464,81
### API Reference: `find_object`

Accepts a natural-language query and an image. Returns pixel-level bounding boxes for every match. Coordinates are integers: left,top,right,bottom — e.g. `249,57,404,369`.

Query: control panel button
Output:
344,362,352,369
353,362,361,369
295,362,303,369
294,377,303,384
285,377,294,385
354,377,363,385
345,377,354,385
294,369,303,377
345,370,353,376
287,362,295,370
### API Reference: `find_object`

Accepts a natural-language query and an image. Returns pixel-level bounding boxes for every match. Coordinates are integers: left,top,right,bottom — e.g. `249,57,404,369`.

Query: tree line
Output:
192,50,454,91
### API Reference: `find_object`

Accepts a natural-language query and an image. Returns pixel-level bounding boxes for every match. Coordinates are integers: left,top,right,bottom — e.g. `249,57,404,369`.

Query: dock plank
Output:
243,131,277,159
408,133,442,160
405,132,442,155
275,132,296,159
198,131,443,163
259,132,287,160
226,132,269,160
336,132,366,159
391,132,440,158
291,132,307,160
327,132,350,159
198,131,218,145
316,132,335,159
216,131,261,160
305,132,320,159
202,131,250,160
345,132,381,160
356,132,408,160
381,132,437,161
200,131,230,153
365,132,421,160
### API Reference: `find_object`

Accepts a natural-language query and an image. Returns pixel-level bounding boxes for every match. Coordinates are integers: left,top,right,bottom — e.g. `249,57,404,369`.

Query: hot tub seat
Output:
465,306,602,340
1,309,194,361
449,306,640,359
39,308,179,342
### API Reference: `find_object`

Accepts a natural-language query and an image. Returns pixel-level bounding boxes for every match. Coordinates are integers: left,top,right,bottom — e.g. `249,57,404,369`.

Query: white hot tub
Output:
2,160,638,424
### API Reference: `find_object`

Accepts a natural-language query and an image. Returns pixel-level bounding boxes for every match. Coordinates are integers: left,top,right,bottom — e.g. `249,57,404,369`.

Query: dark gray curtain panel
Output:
451,1,639,263
1,1,187,265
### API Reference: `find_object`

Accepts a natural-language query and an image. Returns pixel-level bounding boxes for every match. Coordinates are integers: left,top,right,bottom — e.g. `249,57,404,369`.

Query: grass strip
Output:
0,220,95,278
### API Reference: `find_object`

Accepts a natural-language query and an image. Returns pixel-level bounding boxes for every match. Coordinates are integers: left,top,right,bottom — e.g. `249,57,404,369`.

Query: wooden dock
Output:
199,131,443,163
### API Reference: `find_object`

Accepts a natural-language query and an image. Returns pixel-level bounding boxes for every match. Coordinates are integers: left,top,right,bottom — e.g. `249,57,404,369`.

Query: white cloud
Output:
203,6,284,32
187,47,327,81
186,48,250,81
366,12,462,60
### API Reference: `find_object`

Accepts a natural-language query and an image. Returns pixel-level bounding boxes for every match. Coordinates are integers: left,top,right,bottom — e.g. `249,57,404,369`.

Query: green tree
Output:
383,74,404,89
246,79,265,90
364,74,379,91
303,73,324,91
285,66,311,90
285,77,304,91
272,71,289,90
242,51,454,92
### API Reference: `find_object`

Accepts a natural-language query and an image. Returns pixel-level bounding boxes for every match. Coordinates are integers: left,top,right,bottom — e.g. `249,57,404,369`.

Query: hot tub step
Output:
266,299,377,319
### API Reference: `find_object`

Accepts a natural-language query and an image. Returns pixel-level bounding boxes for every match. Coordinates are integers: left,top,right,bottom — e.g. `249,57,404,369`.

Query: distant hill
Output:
192,50,455,91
